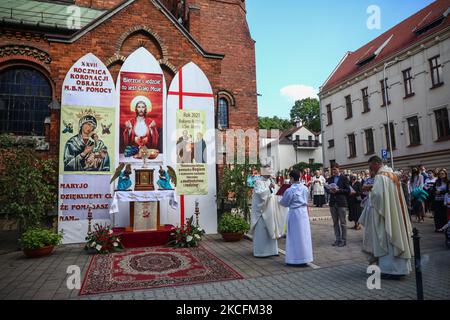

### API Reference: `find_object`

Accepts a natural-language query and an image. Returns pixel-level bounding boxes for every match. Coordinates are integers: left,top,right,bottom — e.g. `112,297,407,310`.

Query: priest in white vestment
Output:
358,156,413,279
279,170,313,266
250,163,287,257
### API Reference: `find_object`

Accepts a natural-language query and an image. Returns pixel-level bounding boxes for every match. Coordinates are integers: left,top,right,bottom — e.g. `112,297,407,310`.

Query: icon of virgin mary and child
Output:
63,111,110,172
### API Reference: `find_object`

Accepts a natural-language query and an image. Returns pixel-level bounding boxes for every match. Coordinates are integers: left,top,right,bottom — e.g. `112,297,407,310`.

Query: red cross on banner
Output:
168,66,214,226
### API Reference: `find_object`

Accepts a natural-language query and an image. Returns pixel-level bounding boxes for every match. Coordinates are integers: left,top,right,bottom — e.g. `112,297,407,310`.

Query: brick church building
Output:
0,0,258,159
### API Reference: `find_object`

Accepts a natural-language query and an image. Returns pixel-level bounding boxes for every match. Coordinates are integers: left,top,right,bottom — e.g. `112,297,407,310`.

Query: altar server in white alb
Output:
279,170,313,266
250,163,286,257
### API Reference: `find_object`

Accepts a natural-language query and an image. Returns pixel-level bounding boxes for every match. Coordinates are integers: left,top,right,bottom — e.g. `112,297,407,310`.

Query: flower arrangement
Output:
169,216,205,248
85,224,124,254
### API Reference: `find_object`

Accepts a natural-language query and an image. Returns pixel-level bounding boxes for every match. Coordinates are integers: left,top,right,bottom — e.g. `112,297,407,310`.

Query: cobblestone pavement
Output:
0,207,448,300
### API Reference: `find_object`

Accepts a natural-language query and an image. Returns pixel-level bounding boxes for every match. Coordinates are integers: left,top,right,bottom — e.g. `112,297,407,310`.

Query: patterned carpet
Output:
79,246,243,295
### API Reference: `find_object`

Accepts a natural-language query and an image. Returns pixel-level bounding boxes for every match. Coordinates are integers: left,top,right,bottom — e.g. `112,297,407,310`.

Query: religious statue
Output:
110,163,132,191
157,166,176,190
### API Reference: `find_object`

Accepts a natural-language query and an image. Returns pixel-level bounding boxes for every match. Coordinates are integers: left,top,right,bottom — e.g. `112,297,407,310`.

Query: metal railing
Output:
293,139,321,148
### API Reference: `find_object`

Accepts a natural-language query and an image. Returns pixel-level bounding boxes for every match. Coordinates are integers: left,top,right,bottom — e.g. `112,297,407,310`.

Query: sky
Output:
246,0,435,119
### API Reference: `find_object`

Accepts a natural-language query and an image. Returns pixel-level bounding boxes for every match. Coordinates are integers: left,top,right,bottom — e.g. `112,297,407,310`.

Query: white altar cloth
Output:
109,190,179,215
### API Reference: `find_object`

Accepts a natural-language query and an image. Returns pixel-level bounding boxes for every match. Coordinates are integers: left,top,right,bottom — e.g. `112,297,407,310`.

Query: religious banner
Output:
60,106,115,174
59,175,112,222
176,110,208,195
166,62,217,233
119,71,163,162
59,53,116,244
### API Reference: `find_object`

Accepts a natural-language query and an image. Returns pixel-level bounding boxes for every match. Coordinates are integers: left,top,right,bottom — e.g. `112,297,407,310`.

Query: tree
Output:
290,98,321,132
258,116,293,130
0,134,58,231
218,159,260,223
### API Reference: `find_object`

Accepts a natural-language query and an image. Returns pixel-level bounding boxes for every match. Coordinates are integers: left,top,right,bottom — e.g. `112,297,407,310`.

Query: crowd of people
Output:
275,164,450,234
248,158,450,280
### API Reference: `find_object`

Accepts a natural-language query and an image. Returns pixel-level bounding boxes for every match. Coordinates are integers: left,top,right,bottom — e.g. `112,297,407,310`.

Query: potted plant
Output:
218,161,258,222
19,227,63,258
218,212,250,242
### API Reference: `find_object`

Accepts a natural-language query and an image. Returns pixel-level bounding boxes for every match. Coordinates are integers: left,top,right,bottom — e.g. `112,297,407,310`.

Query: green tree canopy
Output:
258,116,293,130
289,98,321,132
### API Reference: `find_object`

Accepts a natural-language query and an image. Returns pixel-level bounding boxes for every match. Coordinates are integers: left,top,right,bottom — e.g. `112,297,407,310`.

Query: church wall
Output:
0,0,259,194
0,0,222,159
186,0,258,131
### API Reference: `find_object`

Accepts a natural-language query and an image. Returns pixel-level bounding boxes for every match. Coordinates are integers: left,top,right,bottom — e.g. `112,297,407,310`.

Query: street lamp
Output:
383,60,396,170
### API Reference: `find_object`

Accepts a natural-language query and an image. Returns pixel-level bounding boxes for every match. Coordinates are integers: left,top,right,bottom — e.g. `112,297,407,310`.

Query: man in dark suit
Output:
327,163,350,247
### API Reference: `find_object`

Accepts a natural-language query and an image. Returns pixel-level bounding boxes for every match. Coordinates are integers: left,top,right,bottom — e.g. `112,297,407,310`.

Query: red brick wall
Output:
0,0,258,162
186,0,258,130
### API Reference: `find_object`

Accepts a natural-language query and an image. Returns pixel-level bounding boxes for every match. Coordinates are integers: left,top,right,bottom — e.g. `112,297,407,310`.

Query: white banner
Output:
59,53,116,244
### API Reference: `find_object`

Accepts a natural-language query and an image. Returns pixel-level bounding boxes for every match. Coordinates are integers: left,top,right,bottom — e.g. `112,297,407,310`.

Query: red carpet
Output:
79,246,243,295
113,225,175,248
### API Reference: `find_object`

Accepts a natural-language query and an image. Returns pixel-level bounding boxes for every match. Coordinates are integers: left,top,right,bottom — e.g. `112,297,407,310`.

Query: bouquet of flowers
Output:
169,216,205,248
85,224,124,254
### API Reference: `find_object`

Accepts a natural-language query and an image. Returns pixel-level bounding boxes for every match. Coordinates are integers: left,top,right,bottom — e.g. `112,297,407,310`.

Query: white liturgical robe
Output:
279,182,313,265
251,177,287,257
358,166,413,275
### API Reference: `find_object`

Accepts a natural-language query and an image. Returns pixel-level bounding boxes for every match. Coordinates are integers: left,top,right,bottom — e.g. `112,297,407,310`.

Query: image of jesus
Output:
122,98,160,157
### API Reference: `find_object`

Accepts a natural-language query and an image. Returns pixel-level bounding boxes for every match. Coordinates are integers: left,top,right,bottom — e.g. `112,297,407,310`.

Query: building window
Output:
0,67,52,136
345,95,352,119
326,104,332,125
328,139,334,148
362,87,370,113
348,133,356,158
434,108,450,140
380,78,390,106
429,55,444,88
329,159,336,168
384,122,396,150
364,129,374,155
407,116,421,146
402,68,414,97
217,98,229,129
309,158,314,165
